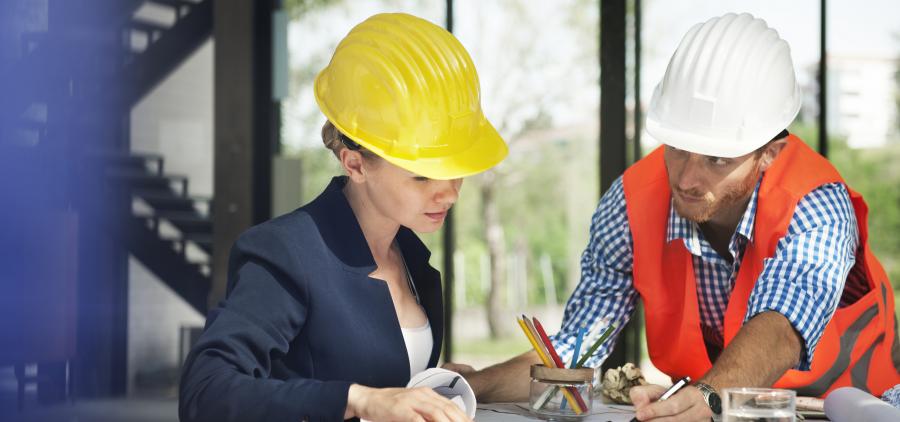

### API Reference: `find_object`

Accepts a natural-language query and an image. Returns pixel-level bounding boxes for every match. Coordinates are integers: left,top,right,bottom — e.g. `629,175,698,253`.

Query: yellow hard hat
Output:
314,13,507,180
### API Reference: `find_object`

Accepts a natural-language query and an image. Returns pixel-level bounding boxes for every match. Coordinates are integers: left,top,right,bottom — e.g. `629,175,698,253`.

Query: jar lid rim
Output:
530,364,594,382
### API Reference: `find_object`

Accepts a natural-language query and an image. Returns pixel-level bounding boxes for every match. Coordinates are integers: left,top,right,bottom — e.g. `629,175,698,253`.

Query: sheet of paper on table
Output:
475,402,636,422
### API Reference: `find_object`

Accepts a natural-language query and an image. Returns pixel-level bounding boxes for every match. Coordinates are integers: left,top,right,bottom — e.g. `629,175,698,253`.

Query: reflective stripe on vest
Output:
622,135,900,397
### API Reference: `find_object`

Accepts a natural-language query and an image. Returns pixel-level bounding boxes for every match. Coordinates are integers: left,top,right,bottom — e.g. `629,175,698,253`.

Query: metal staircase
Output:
9,0,214,313
124,0,213,107
102,152,213,313
112,0,214,314
84,0,214,314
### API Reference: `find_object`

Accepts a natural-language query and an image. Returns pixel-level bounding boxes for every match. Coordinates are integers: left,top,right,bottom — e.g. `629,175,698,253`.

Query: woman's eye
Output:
414,176,430,182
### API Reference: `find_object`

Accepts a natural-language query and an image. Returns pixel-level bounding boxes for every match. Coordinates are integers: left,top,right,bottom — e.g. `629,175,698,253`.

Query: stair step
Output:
110,152,164,164
107,169,187,193
125,0,211,106
125,215,210,314
129,18,171,35
134,188,209,203
147,0,199,11
183,233,212,253
91,151,164,172
161,237,211,262
133,189,208,213
153,211,212,233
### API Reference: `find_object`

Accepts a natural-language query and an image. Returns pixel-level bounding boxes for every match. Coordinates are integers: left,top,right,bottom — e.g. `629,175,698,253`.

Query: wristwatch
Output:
694,382,722,416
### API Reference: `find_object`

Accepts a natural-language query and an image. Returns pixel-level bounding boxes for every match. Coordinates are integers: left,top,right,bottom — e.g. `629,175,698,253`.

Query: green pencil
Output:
574,323,616,368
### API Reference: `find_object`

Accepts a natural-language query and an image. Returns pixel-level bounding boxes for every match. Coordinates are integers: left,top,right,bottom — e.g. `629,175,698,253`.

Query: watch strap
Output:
694,382,721,415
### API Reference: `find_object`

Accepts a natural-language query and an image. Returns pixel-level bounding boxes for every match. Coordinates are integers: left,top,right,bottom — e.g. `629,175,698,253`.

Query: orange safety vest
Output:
622,135,900,397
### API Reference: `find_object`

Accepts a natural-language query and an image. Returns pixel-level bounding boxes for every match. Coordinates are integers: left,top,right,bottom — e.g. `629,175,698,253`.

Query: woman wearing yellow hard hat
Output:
179,12,507,422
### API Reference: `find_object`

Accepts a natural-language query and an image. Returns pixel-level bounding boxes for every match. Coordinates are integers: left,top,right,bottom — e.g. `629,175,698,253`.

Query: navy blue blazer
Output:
179,177,444,422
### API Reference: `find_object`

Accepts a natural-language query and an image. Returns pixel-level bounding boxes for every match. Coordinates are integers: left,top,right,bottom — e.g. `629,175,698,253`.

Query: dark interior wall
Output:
211,0,278,307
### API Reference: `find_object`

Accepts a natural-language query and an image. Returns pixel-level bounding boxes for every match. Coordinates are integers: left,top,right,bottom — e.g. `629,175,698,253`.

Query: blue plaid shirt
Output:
550,176,859,371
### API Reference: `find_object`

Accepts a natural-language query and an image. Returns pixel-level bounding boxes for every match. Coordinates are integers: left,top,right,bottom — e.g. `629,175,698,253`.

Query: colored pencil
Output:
531,317,589,412
570,325,586,369
575,323,616,368
531,317,566,368
516,316,585,414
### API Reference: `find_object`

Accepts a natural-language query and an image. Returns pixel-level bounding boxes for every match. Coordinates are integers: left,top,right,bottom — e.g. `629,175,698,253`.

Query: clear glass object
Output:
528,365,594,420
722,388,796,422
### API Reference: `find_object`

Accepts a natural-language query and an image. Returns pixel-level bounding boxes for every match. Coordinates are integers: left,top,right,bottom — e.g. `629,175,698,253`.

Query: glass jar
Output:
529,364,594,420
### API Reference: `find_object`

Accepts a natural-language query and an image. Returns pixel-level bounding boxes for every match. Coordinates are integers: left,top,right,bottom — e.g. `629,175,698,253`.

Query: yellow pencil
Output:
517,316,584,414
522,316,553,363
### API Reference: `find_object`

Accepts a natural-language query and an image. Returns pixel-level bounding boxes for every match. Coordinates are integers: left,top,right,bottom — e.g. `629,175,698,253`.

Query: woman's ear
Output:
339,148,367,183
758,138,788,172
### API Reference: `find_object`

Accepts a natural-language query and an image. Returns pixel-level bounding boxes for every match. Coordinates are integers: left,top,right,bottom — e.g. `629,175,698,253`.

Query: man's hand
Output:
462,351,542,403
630,384,713,422
344,384,471,422
442,362,476,376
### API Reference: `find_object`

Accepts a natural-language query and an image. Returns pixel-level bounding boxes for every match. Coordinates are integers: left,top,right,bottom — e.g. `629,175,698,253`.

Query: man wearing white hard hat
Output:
447,12,900,421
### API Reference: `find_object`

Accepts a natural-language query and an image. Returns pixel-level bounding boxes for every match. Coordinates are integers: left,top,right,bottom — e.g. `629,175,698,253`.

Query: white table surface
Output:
474,402,829,421
475,402,637,422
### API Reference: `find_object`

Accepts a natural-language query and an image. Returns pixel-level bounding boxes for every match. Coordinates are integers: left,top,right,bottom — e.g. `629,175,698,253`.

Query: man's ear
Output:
758,138,788,172
339,149,367,183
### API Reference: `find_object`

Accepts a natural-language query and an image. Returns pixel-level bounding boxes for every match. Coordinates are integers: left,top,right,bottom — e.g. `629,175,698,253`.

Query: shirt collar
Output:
666,178,761,257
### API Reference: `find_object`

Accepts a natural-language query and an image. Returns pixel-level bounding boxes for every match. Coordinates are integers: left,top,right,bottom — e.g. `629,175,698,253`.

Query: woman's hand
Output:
345,384,471,422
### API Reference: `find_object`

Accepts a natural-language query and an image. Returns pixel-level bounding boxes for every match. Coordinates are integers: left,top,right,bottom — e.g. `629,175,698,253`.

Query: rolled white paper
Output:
407,368,477,419
360,368,476,422
824,387,900,422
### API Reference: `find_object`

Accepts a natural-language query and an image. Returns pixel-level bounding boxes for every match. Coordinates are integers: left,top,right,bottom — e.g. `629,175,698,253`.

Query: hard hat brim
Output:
645,87,800,159
644,118,759,158
378,119,508,180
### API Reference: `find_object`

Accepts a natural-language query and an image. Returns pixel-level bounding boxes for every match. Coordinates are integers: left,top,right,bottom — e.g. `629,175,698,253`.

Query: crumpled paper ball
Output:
600,363,647,404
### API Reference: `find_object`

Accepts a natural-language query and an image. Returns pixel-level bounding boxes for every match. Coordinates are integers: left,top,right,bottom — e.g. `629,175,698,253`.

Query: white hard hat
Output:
645,13,801,158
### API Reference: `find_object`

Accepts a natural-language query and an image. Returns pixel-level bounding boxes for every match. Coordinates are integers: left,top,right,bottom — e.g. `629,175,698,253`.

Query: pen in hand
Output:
629,376,691,422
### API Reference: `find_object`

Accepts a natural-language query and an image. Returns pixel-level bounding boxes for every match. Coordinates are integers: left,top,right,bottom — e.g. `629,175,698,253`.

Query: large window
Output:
816,0,900,316
448,0,599,366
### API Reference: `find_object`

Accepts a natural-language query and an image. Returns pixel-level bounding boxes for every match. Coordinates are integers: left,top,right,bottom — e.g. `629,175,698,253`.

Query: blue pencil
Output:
561,325,587,410
570,325,586,369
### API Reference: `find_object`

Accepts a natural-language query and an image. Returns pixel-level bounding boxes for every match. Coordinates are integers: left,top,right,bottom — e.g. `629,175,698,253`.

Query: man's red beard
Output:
672,167,759,223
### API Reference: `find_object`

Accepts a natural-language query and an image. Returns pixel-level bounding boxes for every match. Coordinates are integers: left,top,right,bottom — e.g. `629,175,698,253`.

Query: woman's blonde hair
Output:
321,120,377,160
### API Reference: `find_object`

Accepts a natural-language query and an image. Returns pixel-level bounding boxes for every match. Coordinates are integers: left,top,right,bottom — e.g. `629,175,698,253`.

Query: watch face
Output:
709,393,722,415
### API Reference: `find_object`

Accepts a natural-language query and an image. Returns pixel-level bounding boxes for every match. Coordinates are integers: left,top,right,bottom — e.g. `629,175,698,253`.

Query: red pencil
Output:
532,316,589,412
532,317,566,368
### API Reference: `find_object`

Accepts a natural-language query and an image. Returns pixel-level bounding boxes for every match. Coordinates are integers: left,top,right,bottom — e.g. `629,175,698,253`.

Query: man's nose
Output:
674,154,705,192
